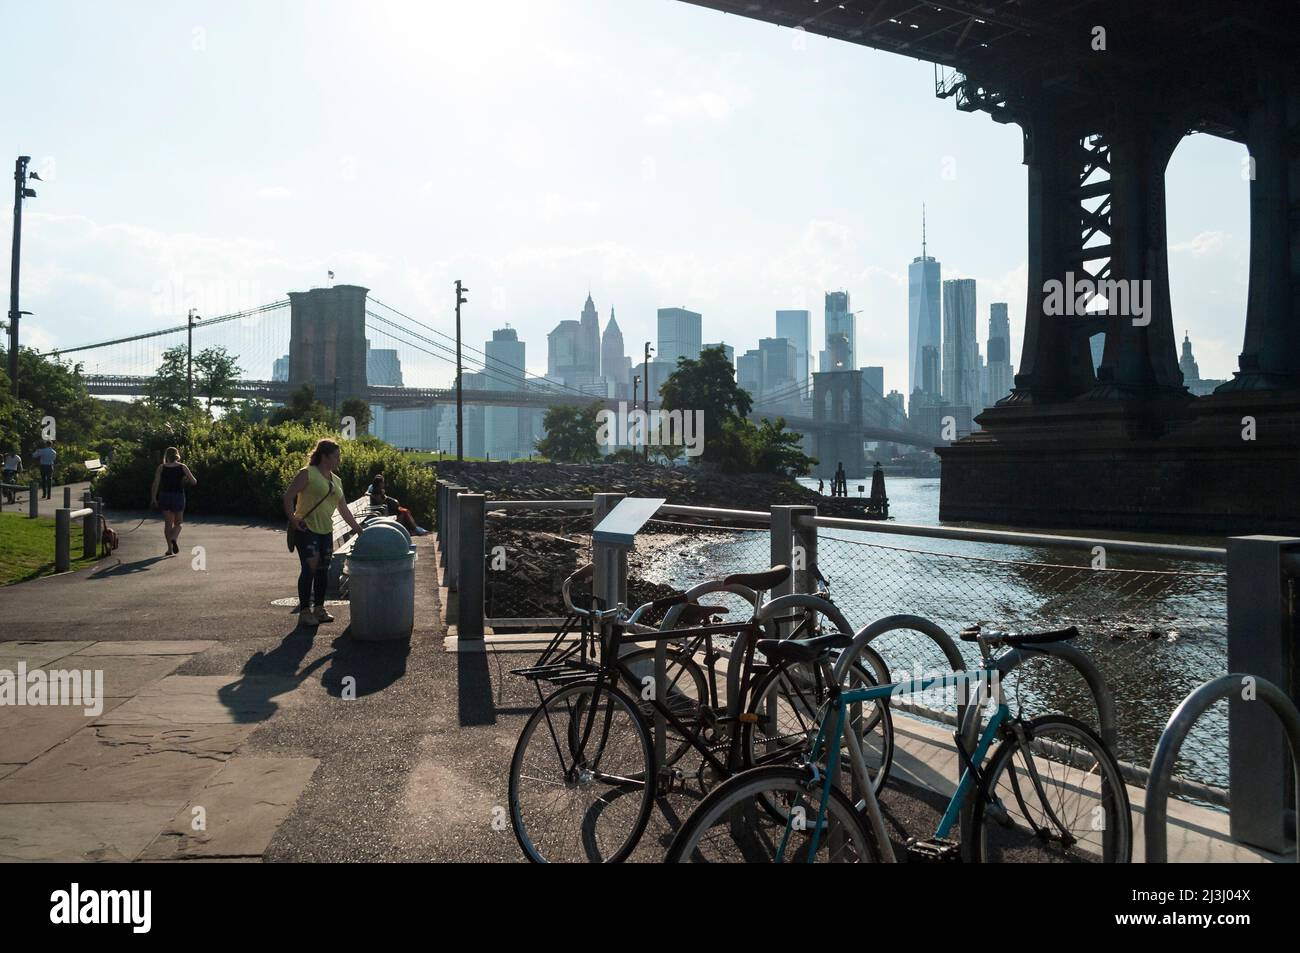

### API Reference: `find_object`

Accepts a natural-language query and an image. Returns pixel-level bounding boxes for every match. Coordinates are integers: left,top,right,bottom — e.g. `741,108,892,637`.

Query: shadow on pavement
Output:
89,554,171,579
457,650,496,727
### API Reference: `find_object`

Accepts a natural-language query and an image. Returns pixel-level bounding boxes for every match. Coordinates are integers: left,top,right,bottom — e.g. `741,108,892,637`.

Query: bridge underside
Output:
685,0,1300,533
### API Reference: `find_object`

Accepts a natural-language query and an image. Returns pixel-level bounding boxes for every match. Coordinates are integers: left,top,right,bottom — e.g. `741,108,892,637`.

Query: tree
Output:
146,344,189,412
536,403,602,463
658,346,753,466
193,346,243,412
269,385,334,427
744,417,817,477
0,347,100,452
339,398,372,434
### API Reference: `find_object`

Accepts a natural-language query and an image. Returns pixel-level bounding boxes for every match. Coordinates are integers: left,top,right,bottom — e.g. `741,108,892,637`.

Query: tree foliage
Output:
193,346,243,411
536,403,602,463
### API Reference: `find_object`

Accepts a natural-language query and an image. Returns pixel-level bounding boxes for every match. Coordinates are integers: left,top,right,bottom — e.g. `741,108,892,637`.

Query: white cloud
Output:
1170,230,1226,256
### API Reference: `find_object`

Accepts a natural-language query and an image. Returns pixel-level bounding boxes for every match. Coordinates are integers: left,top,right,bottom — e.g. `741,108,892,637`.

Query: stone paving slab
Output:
0,801,184,862
141,756,320,860
0,724,253,804
0,697,130,764
74,640,219,657
0,765,20,780
0,641,96,667
94,674,308,727
64,654,188,698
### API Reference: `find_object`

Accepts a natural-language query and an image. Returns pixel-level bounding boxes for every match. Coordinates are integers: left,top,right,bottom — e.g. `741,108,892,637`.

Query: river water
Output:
649,475,1230,790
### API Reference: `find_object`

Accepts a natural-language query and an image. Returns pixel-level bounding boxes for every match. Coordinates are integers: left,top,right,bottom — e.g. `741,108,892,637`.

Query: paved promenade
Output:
0,486,1289,862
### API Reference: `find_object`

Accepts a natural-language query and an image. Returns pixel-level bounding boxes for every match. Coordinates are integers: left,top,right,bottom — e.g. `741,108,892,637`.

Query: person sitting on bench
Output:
366,473,428,536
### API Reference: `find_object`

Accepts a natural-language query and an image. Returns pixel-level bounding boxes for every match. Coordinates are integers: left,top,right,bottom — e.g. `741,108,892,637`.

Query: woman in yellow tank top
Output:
282,438,364,627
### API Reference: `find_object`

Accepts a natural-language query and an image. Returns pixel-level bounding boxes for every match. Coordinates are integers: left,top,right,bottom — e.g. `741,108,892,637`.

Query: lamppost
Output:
631,374,641,455
455,280,468,461
642,342,654,461
7,156,40,397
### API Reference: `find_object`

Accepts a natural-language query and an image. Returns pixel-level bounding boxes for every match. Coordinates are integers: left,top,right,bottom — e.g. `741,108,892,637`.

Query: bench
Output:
327,495,383,597
84,458,105,474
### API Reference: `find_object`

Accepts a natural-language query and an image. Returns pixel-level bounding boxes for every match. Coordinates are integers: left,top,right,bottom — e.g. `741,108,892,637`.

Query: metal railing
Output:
438,484,1299,856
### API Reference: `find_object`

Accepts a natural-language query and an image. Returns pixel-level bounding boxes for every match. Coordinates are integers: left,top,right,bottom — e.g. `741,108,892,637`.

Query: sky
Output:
2,0,1252,393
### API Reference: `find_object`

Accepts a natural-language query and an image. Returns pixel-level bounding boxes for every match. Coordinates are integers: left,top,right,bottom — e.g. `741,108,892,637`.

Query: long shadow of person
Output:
88,555,171,579
307,626,410,699
217,620,321,723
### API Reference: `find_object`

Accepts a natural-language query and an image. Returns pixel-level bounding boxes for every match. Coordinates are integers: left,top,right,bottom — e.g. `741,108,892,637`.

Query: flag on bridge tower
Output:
327,270,335,287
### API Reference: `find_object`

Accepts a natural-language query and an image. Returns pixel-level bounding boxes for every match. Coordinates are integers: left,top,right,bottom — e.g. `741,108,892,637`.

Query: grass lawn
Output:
0,512,97,586
402,451,546,465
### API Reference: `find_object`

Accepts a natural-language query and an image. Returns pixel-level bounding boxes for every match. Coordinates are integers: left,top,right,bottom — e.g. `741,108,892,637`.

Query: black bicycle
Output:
507,563,893,863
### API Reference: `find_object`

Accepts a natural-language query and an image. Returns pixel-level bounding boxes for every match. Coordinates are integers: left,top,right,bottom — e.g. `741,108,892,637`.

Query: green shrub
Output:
97,420,437,524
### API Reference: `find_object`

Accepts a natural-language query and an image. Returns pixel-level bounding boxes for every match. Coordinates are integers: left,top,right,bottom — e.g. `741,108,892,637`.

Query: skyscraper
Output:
942,278,980,429
985,302,1014,407
578,293,601,379
657,307,702,368
547,320,582,382
758,337,799,410
601,308,628,392
775,310,812,394
908,208,941,399
821,291,854,371
485,327,527,459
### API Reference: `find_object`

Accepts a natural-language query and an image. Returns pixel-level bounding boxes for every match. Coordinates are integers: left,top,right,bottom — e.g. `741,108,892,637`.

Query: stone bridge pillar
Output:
811,370,865,479
288,284,370,406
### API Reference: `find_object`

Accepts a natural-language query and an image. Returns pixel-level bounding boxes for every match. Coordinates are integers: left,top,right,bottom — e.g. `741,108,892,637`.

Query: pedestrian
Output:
2,448,22,504
31,441,57,499
366,473,428,536
817,477,824,495
150,447,197,557
283,438,363,628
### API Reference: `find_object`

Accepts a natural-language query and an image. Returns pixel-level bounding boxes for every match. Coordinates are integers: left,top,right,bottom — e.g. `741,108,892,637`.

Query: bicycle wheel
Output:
970,714,1132,863
665,765,879,863
619,646,709,767
508,679,655,863
741,657,893,795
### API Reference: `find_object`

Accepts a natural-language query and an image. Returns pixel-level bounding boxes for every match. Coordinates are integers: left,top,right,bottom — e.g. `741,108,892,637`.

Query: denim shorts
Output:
158,490,186,513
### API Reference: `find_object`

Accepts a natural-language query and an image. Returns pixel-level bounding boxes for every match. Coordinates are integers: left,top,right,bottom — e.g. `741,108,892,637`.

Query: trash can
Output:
345,521,417,641
361,514,412,547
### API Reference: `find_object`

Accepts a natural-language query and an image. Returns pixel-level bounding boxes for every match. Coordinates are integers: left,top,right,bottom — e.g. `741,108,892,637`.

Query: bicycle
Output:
665,624,1132,863
507,563,893,863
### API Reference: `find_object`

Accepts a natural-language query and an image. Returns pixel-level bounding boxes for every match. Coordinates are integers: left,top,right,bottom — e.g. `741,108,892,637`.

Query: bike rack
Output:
1145,673,1300,863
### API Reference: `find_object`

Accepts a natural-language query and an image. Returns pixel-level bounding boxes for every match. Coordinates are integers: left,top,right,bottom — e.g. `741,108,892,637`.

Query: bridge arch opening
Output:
1163,132,1250,393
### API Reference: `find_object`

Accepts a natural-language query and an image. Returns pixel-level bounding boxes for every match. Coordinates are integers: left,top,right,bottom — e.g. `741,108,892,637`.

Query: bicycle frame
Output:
789,666,1006,863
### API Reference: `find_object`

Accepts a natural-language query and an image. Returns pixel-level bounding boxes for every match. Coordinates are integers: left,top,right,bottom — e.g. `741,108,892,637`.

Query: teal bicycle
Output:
665,624,1132,863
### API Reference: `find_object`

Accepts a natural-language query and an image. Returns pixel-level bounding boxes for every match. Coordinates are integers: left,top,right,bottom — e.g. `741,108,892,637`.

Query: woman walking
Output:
150,447,197,556
283,438,363,627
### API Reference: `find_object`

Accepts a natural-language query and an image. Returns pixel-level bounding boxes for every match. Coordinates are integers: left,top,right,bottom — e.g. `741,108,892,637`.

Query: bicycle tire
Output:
619,646,710,767
665,765,879,863
969,714,1132,863
508,679,656,863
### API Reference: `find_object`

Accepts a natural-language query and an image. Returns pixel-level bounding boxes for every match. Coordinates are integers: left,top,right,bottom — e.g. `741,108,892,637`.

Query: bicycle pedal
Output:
905,837,962,863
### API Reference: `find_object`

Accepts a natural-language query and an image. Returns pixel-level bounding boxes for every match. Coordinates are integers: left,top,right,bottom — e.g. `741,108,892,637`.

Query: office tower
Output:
985,302,1014,407
942,278,980,420
862,366,884,400
578,293,601,378
703,342,735,365
921,344,941,397
484,328,526,459
758,337,799,409
821,291,854,372
636,358,676,401
547,320,582,382
1178,331,1226,396
460,371,489,458
657,307,702,368
272,355,290,383
908,208,941,398
775,310,812,394
601,308,629,391
737,349,763,398
365,344,403,387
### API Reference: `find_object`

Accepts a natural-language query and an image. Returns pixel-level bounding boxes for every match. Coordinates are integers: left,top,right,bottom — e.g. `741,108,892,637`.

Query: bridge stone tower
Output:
287,285,369,408
812,370,864,480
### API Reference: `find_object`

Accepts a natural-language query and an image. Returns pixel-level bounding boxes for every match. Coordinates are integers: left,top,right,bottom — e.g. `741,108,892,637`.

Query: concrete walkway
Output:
0,490,1290,862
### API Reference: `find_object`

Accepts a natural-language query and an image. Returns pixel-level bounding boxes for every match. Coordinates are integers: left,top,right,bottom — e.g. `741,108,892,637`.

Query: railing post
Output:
1226,535,1300,852
436,480,449,555
29,480,38,518
55,508,70,572
457,492,486,640
63,486,71,509
445,484,464,588
770,505,815,639
593,493,627,613
84,501,99,560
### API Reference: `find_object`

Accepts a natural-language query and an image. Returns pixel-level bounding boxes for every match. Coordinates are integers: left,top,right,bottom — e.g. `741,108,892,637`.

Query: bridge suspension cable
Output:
42,300,291,357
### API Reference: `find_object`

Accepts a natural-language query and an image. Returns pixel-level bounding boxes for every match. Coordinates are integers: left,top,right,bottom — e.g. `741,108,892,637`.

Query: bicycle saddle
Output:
673,604,729,626
959,625,1079,646
723,565,790,592
756,632,851,664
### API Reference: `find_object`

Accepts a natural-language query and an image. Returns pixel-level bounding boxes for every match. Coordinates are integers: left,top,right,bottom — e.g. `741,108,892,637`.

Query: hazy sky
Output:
3,0,1251,392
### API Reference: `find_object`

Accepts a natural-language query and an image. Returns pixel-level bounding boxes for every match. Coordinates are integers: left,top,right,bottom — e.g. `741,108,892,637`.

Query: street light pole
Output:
186,308,198,407
643,341,653,461
455,280,469,461
8,156,37,397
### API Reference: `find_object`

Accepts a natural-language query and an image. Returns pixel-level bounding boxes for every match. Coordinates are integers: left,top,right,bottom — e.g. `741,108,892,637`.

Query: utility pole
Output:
643,342,653,461
455,280,469,461
8,156,39,397
186,308,198,407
